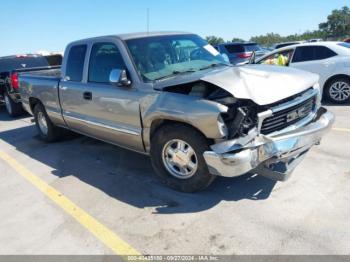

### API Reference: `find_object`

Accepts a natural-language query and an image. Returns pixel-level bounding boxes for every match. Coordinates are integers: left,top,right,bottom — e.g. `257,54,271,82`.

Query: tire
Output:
33,103,62,142
150,123,216,193
4,92,23,117
324,77,350,104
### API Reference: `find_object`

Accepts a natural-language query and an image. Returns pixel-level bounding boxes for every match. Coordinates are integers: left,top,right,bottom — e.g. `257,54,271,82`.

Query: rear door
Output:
59,42,144,152
290,46,338,86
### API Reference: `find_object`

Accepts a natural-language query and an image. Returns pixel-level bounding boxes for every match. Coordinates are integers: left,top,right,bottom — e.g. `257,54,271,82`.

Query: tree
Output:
319,6,350,39
249,6,349,45
205,36,225,46
231,37,245,43
250,33,283,46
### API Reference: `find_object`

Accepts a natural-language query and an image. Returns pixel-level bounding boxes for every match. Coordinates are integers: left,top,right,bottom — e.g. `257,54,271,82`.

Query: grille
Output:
261,95,316,135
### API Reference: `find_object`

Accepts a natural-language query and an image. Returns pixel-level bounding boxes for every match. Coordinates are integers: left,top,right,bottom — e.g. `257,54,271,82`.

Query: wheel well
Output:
324,74,350,89
29,97,42,114
150,119,214,145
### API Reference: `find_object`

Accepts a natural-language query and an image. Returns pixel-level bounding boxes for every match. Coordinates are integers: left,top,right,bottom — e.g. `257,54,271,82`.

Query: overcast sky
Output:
0,0,348,56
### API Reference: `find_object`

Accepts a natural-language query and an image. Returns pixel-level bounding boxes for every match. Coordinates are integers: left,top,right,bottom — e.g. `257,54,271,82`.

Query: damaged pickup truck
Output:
18,32,334,192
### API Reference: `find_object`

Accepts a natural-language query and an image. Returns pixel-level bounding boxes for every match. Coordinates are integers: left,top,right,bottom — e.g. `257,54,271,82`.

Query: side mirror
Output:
109,69,131,87
249,51,256,64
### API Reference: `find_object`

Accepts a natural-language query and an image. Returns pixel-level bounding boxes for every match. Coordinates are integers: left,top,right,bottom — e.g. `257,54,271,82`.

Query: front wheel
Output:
324,77,350,104
33,103,62,142
150,124,216,193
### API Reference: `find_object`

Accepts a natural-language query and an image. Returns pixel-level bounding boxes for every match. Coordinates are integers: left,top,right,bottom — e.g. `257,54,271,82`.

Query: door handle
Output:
83,91,92,100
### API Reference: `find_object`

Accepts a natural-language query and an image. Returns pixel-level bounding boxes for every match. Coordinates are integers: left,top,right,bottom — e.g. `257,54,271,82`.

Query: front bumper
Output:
203,108,334,181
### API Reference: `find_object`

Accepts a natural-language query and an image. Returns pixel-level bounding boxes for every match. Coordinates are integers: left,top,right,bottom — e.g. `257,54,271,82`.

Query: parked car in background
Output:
344,38,350,43
308,39,323,43
253,42,350,104
214,42,267,65
272,41,304,50
18,32,333,192
0,53,62,116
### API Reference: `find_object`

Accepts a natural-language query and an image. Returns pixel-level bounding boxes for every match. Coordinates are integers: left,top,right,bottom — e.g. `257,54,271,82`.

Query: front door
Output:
60,42,144,152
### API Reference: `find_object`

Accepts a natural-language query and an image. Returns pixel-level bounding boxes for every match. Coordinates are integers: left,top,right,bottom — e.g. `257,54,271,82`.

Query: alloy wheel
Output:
162,139,198,179
329,81,350,102
37,111,48,135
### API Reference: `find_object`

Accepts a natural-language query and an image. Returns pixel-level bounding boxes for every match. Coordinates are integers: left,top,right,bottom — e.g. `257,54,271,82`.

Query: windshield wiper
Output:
154,69,197,81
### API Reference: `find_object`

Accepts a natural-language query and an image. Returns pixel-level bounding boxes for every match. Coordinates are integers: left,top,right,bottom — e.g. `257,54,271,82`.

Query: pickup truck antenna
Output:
147,8,150,34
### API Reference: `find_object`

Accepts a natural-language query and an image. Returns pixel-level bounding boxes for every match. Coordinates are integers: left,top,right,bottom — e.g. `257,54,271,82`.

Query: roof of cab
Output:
114,31,192,40
68,31,193,45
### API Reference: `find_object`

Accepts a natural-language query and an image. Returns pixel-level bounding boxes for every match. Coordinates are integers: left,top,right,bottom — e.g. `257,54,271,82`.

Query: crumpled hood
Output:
201,65,319,105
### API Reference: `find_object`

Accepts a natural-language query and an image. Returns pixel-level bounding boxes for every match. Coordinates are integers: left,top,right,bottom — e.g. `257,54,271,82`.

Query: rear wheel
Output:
33,103,62,142
324,77,350,104
150,124,216,193
4,92,23,117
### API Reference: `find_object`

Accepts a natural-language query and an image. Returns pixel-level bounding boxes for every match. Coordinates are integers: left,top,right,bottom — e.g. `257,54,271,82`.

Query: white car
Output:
254,42,350,104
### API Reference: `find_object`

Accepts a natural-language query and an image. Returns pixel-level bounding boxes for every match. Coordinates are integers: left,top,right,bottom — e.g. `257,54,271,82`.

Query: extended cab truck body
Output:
0,54,62,117
19,32,334,192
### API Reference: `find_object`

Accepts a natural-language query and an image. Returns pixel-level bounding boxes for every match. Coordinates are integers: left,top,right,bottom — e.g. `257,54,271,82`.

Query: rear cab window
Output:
65,45,87,82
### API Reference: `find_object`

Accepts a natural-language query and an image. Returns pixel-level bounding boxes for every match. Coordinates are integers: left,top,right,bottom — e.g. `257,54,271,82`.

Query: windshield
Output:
126,34,228,81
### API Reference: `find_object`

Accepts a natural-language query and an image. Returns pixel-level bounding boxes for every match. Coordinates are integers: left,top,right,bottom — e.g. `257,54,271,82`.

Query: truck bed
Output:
18,66,61,78
19,68,62,118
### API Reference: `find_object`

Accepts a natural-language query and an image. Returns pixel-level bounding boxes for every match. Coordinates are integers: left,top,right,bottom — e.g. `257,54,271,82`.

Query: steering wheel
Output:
190,48,205,60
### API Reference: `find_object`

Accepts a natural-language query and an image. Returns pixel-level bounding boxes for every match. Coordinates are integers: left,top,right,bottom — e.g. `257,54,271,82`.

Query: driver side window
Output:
88,43,126,83
259,49,294,66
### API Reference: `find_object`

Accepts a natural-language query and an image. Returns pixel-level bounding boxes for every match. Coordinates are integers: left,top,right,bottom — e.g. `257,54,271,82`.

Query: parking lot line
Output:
0,150,140,256
332,127,350,133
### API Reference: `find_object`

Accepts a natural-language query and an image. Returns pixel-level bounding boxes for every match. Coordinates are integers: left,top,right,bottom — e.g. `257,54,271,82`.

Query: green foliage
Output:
231,37,245,43
205,6,349,47
205,36,225,46
319,6,350,39
250,31,327,47
250,33,283,47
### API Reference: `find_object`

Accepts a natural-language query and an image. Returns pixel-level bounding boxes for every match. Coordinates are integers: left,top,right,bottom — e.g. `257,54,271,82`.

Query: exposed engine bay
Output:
163,81,260,140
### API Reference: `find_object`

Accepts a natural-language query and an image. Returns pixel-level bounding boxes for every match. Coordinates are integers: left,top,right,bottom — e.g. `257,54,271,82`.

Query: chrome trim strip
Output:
63,114,140,136
46,110,62,117
64,126,148,155
257,110,273,134
257,88,318,136
270,88,317,113
266,112,316,137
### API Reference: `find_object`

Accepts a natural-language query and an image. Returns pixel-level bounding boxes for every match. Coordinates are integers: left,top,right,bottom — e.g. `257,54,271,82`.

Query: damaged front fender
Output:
140,92,228,152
